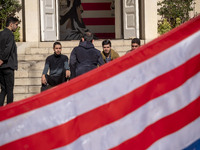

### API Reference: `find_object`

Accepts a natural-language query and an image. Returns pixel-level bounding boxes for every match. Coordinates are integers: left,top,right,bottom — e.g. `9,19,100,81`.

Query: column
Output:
24,0,40,42
143,0,157,43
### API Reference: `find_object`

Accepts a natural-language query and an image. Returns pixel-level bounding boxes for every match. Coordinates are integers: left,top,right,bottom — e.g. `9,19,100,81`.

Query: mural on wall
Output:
59,0,115,40
59,0,91,40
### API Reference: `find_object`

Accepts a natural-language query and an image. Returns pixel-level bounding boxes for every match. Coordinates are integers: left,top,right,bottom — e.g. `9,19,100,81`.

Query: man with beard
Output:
0,17,19,106
101,39,119,63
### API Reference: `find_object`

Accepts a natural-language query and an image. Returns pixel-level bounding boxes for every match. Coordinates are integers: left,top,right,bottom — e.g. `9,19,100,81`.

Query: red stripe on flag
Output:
0,16,200,122
82,18,115,25
2,54,199,149
82,3,112,11
110,96,200,150
94,33,115,39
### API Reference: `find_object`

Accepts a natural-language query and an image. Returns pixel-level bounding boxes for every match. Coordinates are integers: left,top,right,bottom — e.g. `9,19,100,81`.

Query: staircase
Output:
14,40,135,102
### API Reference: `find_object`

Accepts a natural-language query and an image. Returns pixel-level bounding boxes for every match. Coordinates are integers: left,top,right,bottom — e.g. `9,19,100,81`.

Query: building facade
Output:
17,0,160,43
17,0,200,43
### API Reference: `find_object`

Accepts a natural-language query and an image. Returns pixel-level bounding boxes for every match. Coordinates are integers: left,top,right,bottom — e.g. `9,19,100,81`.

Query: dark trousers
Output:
41,74,67,92
0,68,14,106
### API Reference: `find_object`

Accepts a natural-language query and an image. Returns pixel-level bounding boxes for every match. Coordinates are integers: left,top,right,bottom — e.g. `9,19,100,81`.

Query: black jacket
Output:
42,53,69,76
0,28,18,70
42,53,70,86
69,41,104,78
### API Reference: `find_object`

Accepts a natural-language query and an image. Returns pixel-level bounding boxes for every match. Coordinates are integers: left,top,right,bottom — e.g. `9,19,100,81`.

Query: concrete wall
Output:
143,0,158,43
24,0,40,42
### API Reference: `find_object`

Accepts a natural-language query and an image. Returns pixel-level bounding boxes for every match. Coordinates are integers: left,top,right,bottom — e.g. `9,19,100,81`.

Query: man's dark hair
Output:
6,17,19,27
102,39,111,47
131,38,141,46
53,41,62,48
83,32,94,42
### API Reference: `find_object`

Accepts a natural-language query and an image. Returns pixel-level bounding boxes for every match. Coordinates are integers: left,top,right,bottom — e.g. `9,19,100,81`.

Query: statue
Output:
60,0,91,40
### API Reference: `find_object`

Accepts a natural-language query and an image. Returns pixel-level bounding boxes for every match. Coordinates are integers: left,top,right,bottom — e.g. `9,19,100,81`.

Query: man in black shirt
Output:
41,42,70,91
0,17,19,106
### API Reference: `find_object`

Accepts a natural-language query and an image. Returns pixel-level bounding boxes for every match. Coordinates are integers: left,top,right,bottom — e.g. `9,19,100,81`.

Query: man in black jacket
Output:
69,32,104,79
41,42,70,91
0,17,19,106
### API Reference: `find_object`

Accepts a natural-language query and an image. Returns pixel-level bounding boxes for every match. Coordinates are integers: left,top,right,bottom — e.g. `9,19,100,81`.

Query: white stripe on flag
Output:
55,72,200,150
0,31,200,146
148,117,200,150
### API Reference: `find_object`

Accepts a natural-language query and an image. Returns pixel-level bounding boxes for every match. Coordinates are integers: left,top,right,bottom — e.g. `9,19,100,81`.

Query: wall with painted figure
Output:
59,0,115,40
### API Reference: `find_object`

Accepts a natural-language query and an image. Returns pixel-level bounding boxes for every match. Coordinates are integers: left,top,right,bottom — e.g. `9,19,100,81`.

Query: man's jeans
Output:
0,68,14,106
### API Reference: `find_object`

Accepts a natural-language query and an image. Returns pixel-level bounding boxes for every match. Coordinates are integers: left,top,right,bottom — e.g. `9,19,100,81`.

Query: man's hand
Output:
66,70,71,78
0,60,3,66
41,74,47,85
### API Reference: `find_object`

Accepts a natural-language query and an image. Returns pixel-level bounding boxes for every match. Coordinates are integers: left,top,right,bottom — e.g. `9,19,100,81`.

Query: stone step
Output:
15,69,43,78
25,47,72,55
17,61,45,72
15,78,41,86
18,54,49,61
37,39,134,48
14,85,41,94
18,51,127,61
21,46,128,56
16,39,143,54
14,93,36,102
14,83,41,101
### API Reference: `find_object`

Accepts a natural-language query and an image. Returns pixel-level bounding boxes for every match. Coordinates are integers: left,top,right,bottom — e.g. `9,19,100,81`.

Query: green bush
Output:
175,18,181,27
157,0,195,34
13,27,20,42
158,19,171,35
0,0,22,41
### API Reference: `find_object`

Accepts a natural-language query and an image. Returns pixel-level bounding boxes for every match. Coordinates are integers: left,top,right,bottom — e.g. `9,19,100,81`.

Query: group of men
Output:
0,17,141,106
41,33,141,91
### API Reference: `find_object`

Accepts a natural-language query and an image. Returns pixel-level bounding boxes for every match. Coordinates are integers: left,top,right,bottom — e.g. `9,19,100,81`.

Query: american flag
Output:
81,0,115,39
0,15,200,149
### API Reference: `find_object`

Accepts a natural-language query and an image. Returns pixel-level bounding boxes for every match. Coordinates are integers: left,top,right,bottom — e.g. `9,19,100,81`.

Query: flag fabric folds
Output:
0,15,200,150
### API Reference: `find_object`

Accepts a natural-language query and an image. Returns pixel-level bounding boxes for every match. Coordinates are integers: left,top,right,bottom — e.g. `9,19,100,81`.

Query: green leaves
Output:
0,0,22,41
158,19,171,35
157,0,195,34
13,27,20,42
0,0,22,29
